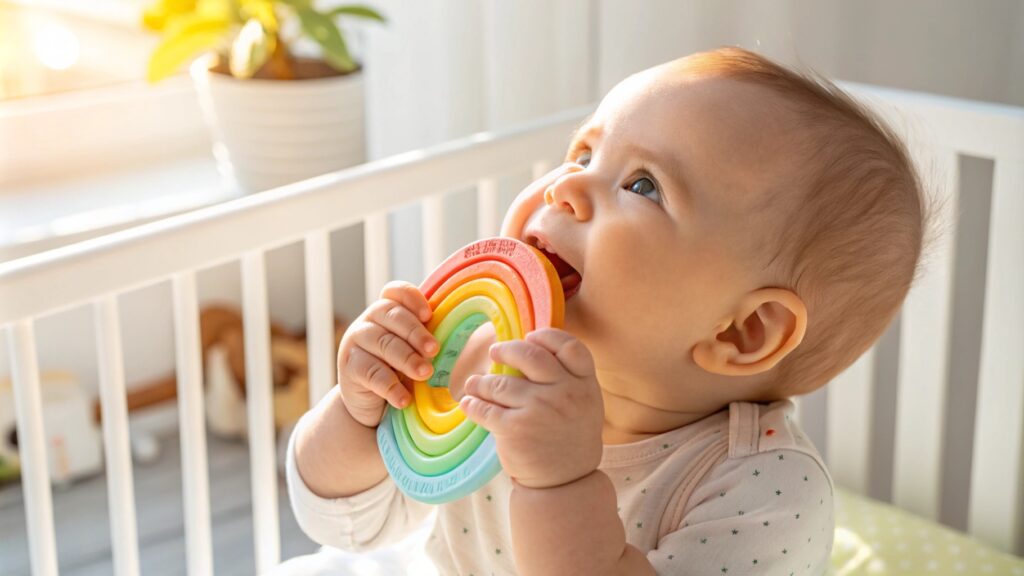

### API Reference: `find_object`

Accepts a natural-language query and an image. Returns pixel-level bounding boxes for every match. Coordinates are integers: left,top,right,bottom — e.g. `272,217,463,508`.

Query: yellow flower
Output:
141,0,198,32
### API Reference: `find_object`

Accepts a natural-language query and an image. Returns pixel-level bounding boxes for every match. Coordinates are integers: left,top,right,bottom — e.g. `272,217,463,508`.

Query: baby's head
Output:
502,47,928,415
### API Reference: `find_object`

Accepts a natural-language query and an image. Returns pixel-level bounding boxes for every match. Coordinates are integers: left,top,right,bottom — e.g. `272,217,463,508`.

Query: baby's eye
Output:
627,177,660,203
572,150,592,168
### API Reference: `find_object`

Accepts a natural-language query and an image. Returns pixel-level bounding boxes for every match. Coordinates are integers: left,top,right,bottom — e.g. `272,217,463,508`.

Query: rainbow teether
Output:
377,237,565,504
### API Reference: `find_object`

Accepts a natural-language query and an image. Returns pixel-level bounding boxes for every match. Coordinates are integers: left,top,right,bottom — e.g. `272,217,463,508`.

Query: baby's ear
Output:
692,288,807,377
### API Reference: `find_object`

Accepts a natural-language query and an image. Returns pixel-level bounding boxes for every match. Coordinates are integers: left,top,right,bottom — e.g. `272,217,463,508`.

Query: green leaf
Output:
327,5,386,23
295,7,356,73
230,17,275,78
147,13,230,82
277,0,312,10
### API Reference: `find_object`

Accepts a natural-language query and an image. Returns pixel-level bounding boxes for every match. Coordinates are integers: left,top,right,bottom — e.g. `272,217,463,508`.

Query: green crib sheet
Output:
831,488,1024,575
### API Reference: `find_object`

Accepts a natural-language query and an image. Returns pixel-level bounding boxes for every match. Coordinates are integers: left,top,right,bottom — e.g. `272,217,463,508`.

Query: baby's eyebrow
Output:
569,117,600,145
566,120,692,209
622,141,692,207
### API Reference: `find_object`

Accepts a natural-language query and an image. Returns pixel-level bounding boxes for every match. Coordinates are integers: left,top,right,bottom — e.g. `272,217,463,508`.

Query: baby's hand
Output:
460,328,604,489
337,281,439,428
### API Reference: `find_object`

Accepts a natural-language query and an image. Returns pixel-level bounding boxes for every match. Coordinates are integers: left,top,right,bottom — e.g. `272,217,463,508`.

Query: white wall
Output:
596,0,1024,106
362,0,593,282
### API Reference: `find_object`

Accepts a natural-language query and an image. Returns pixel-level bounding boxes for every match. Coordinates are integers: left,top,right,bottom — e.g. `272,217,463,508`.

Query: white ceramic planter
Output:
191,54,366,194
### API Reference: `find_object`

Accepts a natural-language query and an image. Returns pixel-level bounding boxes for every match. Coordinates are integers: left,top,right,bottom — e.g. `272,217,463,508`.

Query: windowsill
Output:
0,152,241,264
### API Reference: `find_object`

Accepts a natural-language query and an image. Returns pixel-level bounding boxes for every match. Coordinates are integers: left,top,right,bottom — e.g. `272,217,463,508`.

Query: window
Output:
0,1,221,263
0,0,158,101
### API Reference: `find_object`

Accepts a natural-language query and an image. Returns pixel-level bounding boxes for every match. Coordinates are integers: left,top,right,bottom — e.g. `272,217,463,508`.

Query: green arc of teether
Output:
414,288,523,435
397,294,519,473
402,312,488,456
392,399,491,476
401,402,478,457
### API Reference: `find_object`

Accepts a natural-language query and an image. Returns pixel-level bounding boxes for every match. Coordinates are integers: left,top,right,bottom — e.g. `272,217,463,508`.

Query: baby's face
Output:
503,61,799,408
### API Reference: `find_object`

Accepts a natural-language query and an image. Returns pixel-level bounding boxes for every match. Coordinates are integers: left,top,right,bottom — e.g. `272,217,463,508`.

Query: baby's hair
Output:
684,47,934,397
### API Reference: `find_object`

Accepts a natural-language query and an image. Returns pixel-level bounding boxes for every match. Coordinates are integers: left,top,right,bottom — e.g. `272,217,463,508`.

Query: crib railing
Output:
1,84,1022,575
812,83,1024,555
0,108,580,576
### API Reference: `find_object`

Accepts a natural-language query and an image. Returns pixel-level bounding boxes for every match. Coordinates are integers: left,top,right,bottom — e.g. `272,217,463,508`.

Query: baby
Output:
287,47,927,575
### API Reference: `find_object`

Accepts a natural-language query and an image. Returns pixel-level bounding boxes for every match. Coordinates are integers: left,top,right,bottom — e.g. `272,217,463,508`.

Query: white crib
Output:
1,82,1021,575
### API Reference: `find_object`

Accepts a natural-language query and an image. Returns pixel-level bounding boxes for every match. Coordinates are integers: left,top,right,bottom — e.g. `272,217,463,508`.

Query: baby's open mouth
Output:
536,246,582,301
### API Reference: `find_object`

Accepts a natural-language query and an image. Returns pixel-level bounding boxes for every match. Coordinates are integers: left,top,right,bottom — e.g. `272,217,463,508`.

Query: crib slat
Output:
241,252,281,571
968,157,1024,554
477,178,501,238
171,272,214,576
826,346,876,495
422,194,445,272
94,297,141,576
363,212,390,306
6,320,58,576
892,146,959,520
304,231,336,406
792,386,828,460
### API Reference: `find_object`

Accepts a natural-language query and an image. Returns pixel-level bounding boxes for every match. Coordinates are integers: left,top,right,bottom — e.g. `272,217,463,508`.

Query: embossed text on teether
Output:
464,238,518,258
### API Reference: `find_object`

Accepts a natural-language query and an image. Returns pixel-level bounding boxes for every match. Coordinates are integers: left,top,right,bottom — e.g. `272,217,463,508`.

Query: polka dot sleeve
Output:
285,410,436,553
648,449,834,575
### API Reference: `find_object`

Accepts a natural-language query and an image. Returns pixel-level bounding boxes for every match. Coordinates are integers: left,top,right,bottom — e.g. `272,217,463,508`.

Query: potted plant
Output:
142,0,385,193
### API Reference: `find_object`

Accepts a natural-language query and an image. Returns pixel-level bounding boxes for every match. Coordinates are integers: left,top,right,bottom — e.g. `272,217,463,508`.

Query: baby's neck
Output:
598,374,723,445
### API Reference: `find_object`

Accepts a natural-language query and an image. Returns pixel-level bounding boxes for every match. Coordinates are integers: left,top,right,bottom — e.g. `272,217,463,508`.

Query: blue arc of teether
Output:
378,408,502,504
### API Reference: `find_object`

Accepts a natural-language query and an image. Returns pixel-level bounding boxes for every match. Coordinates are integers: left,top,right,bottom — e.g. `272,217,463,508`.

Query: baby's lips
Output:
500,163,580,239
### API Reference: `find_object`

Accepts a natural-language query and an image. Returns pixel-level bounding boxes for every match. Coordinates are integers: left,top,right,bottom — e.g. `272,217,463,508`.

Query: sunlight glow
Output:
32,21,79,71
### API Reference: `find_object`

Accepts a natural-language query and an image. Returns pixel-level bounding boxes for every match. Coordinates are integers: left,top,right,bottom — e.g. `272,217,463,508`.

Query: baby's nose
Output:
544,165,592,220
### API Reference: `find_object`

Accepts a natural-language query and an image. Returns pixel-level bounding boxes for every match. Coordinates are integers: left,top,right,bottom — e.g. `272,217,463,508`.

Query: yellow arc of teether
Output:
413,278,522,434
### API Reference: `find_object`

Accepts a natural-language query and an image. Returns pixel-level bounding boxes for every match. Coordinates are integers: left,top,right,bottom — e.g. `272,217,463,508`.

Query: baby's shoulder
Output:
715,399,833,491
727,400,823,460
664,400,835,541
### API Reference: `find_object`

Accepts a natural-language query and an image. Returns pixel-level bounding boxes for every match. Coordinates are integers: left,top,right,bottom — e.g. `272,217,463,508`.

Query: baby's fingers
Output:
379,280,432,324
459,395,512,434
464,374,532,409
489,339,564,383
367,299,438,360
351,321,433,382
345,347,411,408
525,329,595,378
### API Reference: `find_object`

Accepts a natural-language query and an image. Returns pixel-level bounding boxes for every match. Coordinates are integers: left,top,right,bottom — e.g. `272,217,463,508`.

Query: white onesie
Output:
286,399,834,575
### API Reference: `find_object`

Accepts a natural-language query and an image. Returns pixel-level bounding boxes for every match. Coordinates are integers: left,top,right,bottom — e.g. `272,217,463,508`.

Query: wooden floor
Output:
0,430,318,576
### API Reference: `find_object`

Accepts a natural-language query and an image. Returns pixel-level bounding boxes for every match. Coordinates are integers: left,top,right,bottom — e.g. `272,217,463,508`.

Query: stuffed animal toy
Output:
200,305,348,438
94,305,347,451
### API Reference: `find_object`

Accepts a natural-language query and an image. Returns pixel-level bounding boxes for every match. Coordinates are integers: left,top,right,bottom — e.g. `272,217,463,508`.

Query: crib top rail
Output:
841,81,1024,160
0,107,589,326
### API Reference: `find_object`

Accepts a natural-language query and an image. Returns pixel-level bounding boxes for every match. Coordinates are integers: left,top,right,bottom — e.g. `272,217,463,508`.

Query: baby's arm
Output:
460,328,655,575
286,404,435,551
512,471,657,576
294,281,433,498
293,386,388,498
288,281,439,548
